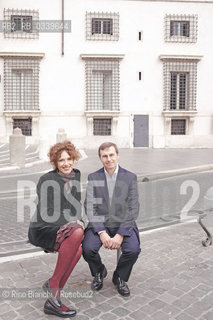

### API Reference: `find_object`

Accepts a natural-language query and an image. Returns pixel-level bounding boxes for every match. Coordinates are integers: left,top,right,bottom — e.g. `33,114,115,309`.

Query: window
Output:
170,73,188,110
4,8,39,39
93,71,112,109
170,21,189,37
160,55,202,111
83,58,120,111
86,12,119,41
12,69,33,110
171,119,186,135
165,14,197,43
11,15,32,33
13,118,32,136
82,54,122,137
93,119,111,135
4,57,41,111
92,18,113,35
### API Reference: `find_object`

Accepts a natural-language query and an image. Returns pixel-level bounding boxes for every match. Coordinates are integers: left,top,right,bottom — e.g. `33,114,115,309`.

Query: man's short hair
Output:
98,142,119,157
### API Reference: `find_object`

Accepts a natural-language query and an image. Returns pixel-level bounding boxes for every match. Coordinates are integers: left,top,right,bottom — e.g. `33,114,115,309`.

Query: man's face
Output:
99,146,119,172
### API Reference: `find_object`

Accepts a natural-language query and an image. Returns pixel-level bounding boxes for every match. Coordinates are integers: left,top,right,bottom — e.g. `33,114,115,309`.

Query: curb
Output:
0,219,198,264
137,163,213,182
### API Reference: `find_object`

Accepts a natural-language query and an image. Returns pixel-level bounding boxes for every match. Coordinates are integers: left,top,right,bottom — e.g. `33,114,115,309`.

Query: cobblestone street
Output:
0,222,212,320
1,148,213,318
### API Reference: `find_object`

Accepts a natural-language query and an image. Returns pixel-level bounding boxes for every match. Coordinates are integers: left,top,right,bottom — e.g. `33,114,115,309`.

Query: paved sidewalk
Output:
0,148,213,319
0,222,212,320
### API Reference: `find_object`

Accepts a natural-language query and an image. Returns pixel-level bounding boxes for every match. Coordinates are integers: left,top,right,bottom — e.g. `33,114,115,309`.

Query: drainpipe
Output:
62,0,64,56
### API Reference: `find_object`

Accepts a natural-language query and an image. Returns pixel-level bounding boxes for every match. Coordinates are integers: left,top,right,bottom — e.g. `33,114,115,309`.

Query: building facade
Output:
0,0,213,148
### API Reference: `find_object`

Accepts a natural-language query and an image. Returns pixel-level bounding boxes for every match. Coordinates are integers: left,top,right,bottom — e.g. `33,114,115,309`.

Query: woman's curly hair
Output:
48,140,79,169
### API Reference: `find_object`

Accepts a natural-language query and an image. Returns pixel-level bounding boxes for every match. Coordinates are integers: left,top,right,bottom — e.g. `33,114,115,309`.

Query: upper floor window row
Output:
86,12,119,41
4,9,197,44
165,14,198,43
4,8,39,39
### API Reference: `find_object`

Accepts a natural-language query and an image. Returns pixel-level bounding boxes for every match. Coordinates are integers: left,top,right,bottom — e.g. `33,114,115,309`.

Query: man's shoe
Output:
91,265,107,291
44,299,76,318
112,275,130,297
42,279,62,309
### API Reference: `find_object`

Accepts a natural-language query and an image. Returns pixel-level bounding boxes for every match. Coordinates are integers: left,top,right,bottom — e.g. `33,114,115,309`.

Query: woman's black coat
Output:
28,169,81,250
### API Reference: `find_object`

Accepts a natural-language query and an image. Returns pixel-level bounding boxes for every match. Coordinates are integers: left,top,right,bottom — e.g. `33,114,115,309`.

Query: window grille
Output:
4,57,40,111
165,14,197,43
85,58,120,111
13,118,32,136
170,72,189,110
4,8,39,39
170,21,189,37
86,12,119,41
93,119,111,135
11,15,32,32
92,18,113,35
163,59,197,111
171,119,186,135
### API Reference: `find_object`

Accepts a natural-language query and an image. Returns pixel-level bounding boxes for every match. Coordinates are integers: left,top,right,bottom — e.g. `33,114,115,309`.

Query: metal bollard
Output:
9,127,26,168
56,128,67,143
39,137,49,160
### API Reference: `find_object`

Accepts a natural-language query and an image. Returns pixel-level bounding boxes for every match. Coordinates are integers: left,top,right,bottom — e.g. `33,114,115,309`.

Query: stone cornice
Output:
0,52,45,58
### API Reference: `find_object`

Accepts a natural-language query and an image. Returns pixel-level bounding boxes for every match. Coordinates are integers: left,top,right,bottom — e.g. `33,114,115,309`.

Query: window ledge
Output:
3,110,41,117
159,55,202,61
0,52,45,58
162,110,197,117
85,110,120,117
81,54,124,60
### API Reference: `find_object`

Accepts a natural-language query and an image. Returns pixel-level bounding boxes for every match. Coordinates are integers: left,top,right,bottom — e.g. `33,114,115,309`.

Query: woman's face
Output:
57,150,74,175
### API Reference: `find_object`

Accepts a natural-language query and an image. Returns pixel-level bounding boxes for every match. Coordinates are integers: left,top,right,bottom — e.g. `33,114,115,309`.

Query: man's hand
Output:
99,231,112,249
110,233,124,249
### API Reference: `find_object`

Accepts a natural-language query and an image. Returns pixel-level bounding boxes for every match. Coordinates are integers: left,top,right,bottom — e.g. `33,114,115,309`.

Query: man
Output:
82,142,141,297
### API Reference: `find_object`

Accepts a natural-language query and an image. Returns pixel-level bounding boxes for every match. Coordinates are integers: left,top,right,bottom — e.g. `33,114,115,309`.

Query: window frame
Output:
170,20,190,37
11,15,33,33
13,118,32,136
12,68,34,110
92,18,113,35
171,119,186,135
83,57,121,112
93,118,112,136
165,14,197,43
86,12,119,41
4,56,42,111
170,72,189,110
160,55,202,112
4,8,39,39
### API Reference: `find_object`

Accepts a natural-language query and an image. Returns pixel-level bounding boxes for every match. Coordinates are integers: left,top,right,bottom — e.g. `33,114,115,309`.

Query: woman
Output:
28,141,84,318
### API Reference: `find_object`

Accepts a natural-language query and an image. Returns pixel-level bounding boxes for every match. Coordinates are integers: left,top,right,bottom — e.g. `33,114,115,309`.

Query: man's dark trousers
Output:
82,226,141,282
